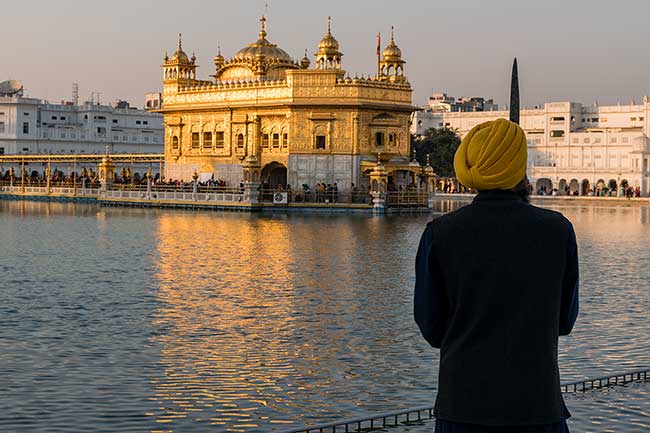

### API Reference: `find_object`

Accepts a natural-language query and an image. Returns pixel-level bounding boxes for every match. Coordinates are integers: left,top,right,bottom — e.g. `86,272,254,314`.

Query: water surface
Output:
0,200,648,432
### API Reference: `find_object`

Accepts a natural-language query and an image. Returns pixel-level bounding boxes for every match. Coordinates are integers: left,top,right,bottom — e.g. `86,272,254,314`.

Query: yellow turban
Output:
453,118,527,191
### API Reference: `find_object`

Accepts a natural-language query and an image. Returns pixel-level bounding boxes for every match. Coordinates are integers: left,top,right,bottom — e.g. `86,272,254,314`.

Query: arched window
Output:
171,136,179,150
237,134,245,148
389,133,397,146
375,132,385,147
203,132,213,149
315,135,326,150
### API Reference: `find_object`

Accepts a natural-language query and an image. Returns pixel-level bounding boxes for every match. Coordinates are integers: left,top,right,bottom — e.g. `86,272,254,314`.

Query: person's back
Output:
415,119,579,432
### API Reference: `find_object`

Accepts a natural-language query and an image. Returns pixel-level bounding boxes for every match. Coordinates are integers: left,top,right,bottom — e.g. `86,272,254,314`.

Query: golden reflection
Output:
151,213,300,431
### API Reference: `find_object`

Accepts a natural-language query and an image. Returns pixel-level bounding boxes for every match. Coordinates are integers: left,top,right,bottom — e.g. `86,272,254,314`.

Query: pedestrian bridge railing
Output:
100,189,245,203
272,368,649,433
0,185,100,196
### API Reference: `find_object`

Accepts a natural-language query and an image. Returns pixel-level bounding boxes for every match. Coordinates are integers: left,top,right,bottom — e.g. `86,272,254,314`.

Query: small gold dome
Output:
300,49,311,69
214,46,225,64
171,33,190,62
317,17,340,53
382,29,402,60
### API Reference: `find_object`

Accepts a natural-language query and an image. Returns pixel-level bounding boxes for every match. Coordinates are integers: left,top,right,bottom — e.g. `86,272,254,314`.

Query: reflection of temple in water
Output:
151,213,307,431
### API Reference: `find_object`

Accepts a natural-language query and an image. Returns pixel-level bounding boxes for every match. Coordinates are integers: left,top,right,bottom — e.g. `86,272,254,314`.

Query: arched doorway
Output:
558,179,568,195
608,179,617,191
535,178,552,195
581,179,590,195
569,179,579,196
261,162,287,189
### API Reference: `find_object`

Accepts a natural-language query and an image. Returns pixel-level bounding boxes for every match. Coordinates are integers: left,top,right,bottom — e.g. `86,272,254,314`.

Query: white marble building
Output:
411,99,650,195
0,90,163,157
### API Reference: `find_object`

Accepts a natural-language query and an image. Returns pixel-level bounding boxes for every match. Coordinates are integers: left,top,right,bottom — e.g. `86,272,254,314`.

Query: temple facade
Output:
158,17,417,191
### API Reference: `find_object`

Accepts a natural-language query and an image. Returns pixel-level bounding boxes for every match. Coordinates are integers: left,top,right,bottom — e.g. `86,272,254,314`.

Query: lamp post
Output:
146,167,153,199
192,171,199,201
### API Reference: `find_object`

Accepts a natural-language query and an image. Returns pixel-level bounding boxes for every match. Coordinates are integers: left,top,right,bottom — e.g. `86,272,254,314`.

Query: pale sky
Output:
3,0,650,108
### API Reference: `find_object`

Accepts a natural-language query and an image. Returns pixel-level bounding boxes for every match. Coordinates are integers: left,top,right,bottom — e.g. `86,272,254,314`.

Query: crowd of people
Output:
536,184,644,198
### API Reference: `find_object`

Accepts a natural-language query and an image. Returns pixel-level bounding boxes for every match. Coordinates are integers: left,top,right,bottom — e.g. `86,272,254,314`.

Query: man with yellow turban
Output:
414,118,579,433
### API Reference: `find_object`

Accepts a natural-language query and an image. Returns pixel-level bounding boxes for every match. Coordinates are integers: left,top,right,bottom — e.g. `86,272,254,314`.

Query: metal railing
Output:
273,368,650,433
258,189,372,205
0,185,100,196
111,184,242,194
560,368,649,392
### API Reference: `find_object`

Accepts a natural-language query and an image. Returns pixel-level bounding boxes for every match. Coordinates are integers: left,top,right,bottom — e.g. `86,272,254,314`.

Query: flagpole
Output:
377,32,381,78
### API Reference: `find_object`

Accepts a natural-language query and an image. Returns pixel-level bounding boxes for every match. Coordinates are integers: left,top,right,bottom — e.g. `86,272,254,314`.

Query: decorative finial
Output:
426,154,431,166
178,33,182,50
105,144,110,155
164,51,169,61
260,15,267,38
327,16,332,34
391,26,395,43
218,46,222,56
377,152,382,163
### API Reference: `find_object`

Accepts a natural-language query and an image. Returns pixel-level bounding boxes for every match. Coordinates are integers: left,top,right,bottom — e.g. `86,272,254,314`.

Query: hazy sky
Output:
4,0,650,108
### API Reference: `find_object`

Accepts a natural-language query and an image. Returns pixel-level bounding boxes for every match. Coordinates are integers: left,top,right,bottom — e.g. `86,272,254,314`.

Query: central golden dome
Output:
234,16,293,63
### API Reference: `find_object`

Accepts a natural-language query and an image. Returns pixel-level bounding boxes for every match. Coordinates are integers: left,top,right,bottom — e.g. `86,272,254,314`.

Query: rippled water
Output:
0,200,649,433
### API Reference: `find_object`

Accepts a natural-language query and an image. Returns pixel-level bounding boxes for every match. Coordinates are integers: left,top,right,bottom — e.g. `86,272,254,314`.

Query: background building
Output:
145,92,163,111
411,99,650,195
0,80,163,157
411,91,498,135
158,18,417,191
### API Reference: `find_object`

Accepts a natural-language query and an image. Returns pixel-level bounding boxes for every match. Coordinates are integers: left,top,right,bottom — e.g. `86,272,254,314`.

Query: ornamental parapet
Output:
178,78,288,93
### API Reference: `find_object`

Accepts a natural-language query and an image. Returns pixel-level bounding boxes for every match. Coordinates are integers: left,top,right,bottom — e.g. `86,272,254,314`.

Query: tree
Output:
411,127,461,177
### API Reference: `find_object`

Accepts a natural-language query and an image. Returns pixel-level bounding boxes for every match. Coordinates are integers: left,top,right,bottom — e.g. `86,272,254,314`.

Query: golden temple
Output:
158,17,417,192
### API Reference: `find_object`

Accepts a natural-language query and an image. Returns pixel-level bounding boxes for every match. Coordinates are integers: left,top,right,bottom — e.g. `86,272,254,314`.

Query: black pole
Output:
510,58,520,125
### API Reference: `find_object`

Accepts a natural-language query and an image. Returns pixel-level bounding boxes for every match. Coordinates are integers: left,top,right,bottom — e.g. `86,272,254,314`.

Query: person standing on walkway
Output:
415,118,579,433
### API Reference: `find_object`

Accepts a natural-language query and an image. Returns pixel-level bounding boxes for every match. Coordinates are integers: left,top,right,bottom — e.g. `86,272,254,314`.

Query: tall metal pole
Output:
21,158,25,192
46,159,51,194
73,158,77,196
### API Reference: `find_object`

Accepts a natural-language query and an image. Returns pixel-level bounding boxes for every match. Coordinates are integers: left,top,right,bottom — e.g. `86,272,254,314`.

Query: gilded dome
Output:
234,16,293,63
170,33,190,63
382,41,402,60
300,49,311,69
317,17,340,53
382,29,402,60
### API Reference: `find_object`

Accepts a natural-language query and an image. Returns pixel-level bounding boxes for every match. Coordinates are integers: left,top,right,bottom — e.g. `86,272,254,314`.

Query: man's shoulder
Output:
429,201,574,232
527,204,574,230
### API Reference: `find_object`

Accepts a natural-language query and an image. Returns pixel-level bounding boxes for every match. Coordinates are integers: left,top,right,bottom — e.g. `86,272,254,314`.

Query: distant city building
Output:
411,99,650,195
426,92,498,113
145,92,163,111
0,82,163,156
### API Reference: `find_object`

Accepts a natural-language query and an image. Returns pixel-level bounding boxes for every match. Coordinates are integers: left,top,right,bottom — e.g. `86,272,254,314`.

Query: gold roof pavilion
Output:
158,17,418,190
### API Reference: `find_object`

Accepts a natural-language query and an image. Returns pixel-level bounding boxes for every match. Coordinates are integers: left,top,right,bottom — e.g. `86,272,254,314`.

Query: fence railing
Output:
272,368,650,433
257,189,372,205
0,185,100,196
110,184,242,194
100,189,244,203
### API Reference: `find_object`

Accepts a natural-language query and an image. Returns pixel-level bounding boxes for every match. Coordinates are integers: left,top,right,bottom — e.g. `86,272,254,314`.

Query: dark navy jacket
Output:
414,190,579,428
